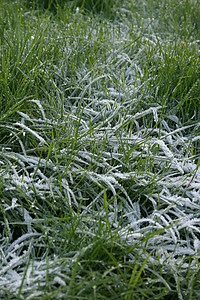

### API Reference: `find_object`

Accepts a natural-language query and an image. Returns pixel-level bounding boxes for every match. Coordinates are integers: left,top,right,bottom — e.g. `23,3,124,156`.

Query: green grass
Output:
0,0,200,299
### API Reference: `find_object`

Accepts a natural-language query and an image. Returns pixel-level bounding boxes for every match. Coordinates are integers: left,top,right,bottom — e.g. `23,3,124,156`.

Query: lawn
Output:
0,0,200,299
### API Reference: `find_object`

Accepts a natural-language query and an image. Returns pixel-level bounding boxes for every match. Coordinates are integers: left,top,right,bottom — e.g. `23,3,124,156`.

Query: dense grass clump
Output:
0,0,200,299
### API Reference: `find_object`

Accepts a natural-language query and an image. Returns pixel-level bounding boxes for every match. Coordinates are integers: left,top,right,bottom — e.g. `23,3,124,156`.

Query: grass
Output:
0,0,200,298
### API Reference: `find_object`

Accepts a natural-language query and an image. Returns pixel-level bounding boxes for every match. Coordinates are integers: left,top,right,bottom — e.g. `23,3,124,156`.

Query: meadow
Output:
0,0,200,298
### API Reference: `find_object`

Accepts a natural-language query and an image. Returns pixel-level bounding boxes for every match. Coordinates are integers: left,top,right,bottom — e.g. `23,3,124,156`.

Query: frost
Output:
194,239,200,251
29,99,46,120
15,122,47,145
5,233,40,256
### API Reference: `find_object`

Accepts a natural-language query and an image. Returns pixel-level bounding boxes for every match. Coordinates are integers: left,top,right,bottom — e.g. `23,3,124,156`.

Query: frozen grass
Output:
0,0,200,298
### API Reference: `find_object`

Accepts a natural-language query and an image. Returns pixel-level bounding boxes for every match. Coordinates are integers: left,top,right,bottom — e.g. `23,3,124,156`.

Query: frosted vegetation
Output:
0,0,200,298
